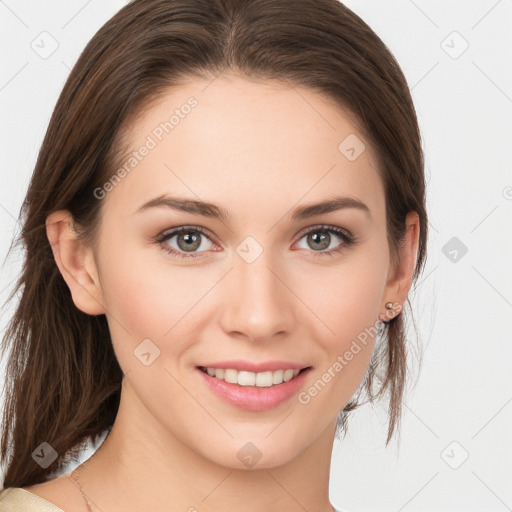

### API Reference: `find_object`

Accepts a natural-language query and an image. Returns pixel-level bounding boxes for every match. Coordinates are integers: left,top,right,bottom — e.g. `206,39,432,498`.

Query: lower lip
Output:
196,367,312,411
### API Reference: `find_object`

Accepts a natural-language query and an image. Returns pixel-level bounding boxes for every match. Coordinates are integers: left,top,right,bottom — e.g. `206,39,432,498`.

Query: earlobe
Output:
46,210,105,315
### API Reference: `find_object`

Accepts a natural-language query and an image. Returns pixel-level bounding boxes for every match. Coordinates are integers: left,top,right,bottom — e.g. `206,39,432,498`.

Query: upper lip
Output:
197,360,311,373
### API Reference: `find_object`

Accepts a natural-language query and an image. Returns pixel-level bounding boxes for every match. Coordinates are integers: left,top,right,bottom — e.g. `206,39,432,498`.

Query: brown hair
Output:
1,0,427,489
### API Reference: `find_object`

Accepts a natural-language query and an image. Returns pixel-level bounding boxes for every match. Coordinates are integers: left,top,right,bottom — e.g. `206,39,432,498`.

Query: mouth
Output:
196,365,313,411
196,365,312,387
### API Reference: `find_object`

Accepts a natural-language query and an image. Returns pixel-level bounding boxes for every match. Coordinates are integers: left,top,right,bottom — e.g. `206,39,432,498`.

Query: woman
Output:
0,0,427,510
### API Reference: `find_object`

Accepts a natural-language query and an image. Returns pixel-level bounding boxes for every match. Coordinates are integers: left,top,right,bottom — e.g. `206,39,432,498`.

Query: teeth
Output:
203,367,302,387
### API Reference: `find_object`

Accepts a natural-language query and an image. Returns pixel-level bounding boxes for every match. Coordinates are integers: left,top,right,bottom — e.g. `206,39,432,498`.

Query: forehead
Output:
104,73,385,223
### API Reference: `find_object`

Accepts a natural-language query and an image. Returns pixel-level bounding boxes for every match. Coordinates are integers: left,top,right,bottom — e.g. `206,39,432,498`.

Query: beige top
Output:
0,488,66,512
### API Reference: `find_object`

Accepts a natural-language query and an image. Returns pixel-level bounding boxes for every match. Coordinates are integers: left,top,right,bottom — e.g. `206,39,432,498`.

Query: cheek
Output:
295,248,387,400
97,244,217,364
301,252,386,344
100,256,171,335
295,270,383,413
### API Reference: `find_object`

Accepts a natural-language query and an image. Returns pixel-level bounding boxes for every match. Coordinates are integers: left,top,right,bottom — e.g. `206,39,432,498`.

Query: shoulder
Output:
0,486,66,511
1,474,83,512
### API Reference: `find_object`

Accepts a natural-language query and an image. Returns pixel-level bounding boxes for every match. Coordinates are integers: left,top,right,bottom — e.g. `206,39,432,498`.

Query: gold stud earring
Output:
380,301,402,323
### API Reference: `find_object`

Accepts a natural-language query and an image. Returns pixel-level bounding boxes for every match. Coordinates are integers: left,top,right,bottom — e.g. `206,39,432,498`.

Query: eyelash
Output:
154,224,356,260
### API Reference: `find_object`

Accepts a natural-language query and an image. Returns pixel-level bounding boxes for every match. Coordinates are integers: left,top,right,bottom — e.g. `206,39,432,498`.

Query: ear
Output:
46,210,105,315
380,211,420,322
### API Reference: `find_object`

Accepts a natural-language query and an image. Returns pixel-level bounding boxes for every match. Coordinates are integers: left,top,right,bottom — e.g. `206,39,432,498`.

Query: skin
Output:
27,73,419,512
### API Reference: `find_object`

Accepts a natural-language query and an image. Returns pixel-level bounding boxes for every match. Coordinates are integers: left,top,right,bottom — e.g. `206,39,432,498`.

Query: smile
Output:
196,366,313,411
198,366,310,387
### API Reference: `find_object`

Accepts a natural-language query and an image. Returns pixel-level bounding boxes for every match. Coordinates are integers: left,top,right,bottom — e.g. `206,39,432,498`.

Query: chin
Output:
199,435,306,471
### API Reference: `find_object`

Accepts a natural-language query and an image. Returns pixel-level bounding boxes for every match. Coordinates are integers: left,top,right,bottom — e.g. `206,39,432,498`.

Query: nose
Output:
219,246,295,342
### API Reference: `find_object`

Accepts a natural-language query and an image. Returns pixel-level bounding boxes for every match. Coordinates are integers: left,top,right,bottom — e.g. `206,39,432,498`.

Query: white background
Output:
1,1,511,511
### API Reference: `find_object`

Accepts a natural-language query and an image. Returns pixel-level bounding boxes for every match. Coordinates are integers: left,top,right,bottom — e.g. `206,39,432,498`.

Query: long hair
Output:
1,0,427,488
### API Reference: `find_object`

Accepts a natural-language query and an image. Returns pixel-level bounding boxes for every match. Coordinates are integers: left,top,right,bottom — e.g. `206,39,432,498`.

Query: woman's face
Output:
80,74,400,468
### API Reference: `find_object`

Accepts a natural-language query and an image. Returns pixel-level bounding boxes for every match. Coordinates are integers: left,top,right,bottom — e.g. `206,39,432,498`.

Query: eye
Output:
294,224,355,257
155,226,218,260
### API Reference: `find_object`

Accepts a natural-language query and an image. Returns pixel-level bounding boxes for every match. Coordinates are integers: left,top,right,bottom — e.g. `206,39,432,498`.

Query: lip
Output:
197,360,310,373
196,366,312,411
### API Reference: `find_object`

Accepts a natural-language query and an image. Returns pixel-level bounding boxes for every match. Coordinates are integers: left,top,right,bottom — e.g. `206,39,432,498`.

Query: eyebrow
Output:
134,194,371,221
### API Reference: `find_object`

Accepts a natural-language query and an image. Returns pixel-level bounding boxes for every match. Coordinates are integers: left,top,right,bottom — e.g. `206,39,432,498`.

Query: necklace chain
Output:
68,465,94,512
